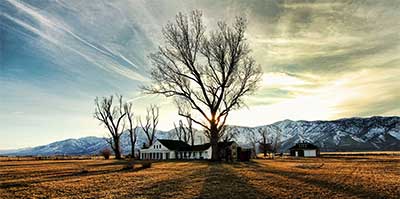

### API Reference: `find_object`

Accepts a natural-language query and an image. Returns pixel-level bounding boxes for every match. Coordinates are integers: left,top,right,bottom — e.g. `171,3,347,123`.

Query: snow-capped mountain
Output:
232,116,400,152
4,129,174,156
2,116,399,156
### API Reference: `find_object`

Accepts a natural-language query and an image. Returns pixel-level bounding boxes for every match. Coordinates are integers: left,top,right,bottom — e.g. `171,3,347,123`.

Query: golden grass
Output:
0,156,399,198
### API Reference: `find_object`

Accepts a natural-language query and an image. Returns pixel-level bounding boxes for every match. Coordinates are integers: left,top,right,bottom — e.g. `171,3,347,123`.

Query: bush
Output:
141,162,152,169
100,148,111,160
122,161,135,170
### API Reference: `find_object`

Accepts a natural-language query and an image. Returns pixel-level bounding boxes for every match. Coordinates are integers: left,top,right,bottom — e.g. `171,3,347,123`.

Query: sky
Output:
1,0,399,149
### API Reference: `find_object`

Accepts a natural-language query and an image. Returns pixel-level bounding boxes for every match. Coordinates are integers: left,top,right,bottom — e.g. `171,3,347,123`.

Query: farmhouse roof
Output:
191,143,211,151
155,139,236,151
157,139,191,151
289,143,319,150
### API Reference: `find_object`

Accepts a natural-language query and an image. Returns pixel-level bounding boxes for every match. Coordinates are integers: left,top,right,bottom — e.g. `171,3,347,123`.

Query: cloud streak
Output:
3,0,148,81
0,0,399,148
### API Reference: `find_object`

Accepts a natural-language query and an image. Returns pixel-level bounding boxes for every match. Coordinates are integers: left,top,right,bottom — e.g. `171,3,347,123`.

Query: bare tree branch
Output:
94,95,127,159
144,10,262,160
124,102,137,157
139,104,159,147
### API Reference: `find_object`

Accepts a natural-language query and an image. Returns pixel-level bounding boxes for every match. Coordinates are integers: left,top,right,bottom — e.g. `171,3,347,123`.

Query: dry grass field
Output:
0,156,399,199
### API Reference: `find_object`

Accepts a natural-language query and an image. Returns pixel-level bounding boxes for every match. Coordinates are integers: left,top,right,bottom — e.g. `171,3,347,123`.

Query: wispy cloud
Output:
1,0,399,148
3,0,148,81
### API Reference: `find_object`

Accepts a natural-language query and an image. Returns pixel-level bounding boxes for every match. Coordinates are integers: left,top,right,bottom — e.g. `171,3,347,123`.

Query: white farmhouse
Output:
140,139,211,160
140,139,238,160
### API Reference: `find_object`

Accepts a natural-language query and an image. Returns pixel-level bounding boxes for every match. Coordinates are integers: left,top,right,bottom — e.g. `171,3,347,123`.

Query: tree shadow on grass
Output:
242,161,389,198
195,162,269,199
0,163,150,189
119,163,208,199
118,161,268,199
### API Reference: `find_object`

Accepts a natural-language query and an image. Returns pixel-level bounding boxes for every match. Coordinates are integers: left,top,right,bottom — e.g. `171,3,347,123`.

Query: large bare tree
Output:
139,104,159,147
144,10,262,160
94,95,126,159
124,102,137,157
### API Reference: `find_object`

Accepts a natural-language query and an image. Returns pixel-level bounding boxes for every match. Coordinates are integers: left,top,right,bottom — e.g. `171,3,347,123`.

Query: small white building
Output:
140,139,212,160
289,143,320,157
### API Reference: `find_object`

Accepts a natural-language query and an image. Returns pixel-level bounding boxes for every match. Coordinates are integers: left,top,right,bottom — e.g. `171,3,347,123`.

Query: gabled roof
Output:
191,143,211,151
289,142,319,150
157,139,191,151
154,139,237,151
190,141,236,151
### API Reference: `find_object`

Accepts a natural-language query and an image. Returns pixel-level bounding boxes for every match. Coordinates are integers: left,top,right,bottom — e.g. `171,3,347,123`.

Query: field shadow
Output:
118,161,268,199
243,161,387,198
0,162,150,189
195,162,269,199
0,160,88,168
119,163,208,198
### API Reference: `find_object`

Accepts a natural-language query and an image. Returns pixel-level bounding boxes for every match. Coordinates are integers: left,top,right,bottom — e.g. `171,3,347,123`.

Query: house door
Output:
295,151,298,157
166,153,169,160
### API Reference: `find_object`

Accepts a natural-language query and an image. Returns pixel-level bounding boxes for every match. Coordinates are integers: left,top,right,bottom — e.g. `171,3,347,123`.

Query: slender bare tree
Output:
173,121,184,141
174,117,195,146
124,102,137,157
185,116,195,146
258,127,269,158
258,125,282,158
144,10,262,160
245,128,259,158
220,126,240,142
139,104,159,147
270,125,282,154
94,95,126,159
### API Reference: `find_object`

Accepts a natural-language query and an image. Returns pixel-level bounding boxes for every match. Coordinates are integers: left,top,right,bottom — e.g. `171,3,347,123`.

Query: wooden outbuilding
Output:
289,143,320,157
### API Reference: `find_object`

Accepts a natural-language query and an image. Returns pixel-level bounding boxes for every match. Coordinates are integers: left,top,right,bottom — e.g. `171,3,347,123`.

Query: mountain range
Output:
1,116,399,156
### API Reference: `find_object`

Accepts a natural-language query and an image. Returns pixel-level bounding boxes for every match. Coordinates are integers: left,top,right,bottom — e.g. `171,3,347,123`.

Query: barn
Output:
289,143,320,157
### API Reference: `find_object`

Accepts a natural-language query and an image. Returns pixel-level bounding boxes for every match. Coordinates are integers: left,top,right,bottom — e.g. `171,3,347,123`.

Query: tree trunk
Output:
252,144,257,159
210,123,219,161
113,137,122,159
129,131,135,158
263,137,267,158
